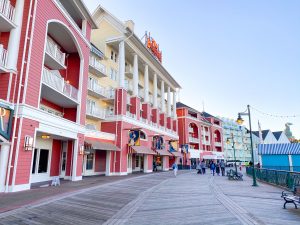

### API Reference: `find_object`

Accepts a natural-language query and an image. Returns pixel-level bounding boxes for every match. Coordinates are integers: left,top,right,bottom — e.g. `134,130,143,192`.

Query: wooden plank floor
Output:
0,171,299,225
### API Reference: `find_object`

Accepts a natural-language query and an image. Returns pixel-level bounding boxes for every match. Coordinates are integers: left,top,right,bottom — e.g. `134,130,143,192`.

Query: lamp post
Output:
226,133,237,175
237,105,258,187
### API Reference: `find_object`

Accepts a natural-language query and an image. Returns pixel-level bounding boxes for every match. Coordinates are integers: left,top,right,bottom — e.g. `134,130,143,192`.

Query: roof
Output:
76,0,97,28
258,143,300,155
273,131,283,141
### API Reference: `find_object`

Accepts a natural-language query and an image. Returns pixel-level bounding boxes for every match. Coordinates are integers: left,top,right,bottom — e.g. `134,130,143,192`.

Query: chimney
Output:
125,20,135,32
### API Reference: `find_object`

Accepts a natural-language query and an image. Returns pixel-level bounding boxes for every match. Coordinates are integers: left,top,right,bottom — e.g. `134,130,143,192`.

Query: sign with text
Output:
0,105,13,140
145,32,162,63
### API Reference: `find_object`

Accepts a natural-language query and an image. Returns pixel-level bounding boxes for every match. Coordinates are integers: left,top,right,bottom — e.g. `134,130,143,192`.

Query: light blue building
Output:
258,143,300,172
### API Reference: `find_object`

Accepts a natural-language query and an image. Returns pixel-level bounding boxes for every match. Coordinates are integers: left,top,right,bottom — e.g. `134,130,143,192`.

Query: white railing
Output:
88,80,107,97
46,36,66,66
139,89,144,99
188,127,194,133
189,136,200,143
125,64,133,74
127,95,131,104
0,0,15,22
0,44,8,68
124,79,133,91
149,95,154,104
126,111,136,119
86,105,106,119
106,89,115,99
215,141,222,147
89,56,106,75
42,67,78,102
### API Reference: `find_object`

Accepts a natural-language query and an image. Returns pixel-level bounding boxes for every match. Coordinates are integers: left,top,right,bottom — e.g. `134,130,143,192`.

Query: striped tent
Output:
258,143,300,155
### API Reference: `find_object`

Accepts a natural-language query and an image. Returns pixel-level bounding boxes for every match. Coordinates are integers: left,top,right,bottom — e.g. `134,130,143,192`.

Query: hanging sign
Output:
145,32,162,63
153,135,164,150
128,130,141,146
169,140,178,152
0,104,13,140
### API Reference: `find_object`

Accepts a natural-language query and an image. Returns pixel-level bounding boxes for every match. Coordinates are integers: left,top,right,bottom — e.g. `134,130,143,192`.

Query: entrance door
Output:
134,155,144,172
60,141,67,178
31,148,50,183
83,153,94,176
127,154,132,173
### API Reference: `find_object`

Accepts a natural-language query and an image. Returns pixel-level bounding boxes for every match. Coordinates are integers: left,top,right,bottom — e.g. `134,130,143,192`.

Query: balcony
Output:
188,127,194,133
125,64,133,78
89,56,107,77
138,89,144,99
126,111,136,119
215,141,222,147
189,136,200,143
0,44,8,72
127,95,131,105
41,67,78,107
102,89,115,103
124,79,133,92
45,36,66,70
0,0,16,32
88,80,108,99
86,105,106,120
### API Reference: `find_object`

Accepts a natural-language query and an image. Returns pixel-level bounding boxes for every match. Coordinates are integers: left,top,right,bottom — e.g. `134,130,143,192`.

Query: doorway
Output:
31,148,50,183
60,141,67,178
83,152,95,176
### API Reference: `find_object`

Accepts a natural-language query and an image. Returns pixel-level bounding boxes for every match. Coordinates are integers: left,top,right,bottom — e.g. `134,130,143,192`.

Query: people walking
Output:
220,160,225,176
172,162,178,177
200,160,206,174
153,160,157,172
210,161,216,176
196,161,201,174
216,161,220,176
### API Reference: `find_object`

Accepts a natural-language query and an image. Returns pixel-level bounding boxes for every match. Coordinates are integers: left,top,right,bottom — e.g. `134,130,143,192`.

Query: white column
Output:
6,0,25,71
144,65,149,103
161,80,165,112
153,73,158,108
143,155,148,173
172,90,177,118
0,143,10,192
167,86,171,117
133,54,138,96
288,154,293,172
71,140,81,181
105,151,111,176
118,41,125,88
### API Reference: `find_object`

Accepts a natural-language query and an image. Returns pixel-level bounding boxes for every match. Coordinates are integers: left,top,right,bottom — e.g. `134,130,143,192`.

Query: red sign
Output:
145,32,162,63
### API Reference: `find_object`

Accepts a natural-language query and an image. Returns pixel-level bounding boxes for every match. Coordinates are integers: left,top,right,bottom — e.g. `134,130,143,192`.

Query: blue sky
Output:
83,0,300,138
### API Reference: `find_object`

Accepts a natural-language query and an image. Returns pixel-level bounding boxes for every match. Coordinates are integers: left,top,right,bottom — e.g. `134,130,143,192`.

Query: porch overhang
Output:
85,139,120,151
129,146,156,155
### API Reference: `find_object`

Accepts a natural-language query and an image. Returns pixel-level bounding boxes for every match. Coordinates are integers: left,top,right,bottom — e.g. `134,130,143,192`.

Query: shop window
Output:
86,153,94,170
111,51,114,60
140,131,147,140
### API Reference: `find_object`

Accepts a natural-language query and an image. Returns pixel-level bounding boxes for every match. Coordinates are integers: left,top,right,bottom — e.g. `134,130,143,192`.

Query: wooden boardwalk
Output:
0,171,299,225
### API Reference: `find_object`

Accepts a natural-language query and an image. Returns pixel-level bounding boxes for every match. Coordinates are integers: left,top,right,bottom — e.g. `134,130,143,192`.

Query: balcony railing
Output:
126,111,136,119
215,141,222,147
125,64,133,75
188,127,194,133
0,0,15,22
42,67,78,102
139,89,144,99
88,80,107,98
86,105,106,120
89,56,106,76
0,44,8,69
124,79,133,91
127,95,131,105
189,136,200,143
46,36,66,66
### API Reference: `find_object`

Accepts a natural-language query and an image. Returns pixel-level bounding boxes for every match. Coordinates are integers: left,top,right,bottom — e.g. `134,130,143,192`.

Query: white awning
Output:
189,149,200,159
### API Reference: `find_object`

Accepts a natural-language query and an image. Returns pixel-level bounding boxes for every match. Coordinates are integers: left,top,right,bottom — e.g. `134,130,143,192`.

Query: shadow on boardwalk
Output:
0,170,299,225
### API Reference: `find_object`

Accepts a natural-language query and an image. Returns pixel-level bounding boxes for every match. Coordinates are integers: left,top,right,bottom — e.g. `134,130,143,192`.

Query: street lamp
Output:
237,105,258,187
226,133,238,175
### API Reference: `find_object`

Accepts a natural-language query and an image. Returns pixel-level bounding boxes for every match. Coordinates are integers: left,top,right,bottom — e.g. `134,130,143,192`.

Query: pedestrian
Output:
172,162,178,177
153,160,157,172
216,161,220,176
239,162,242,171
196,161,201,174
201,160,206,174
220,160,225,176
210,161,216,176
209,160,212,174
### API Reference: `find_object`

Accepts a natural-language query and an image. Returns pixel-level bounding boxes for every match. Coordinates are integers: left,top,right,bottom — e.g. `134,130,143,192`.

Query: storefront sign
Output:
145,32,162,63
129,130,140,146
181,144,189,153
0,104,13,140
169,140,178,152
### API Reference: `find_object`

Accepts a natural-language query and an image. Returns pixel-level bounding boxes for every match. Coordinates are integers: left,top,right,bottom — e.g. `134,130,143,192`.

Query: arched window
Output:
140,130,147,140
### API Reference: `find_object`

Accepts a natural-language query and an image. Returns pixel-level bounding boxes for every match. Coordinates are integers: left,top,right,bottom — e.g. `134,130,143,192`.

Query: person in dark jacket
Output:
210,161,216,176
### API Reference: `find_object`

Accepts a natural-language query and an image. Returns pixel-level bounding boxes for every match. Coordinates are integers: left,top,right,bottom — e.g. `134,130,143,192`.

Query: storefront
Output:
128,146,156,173
155,149,172,171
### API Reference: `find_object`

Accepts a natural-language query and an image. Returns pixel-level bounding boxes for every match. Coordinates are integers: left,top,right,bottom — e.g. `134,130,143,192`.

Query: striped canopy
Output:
258,143,300,155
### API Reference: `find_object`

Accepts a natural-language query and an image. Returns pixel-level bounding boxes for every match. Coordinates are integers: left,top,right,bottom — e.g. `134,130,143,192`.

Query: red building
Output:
176,102,224,167
0,0,96,192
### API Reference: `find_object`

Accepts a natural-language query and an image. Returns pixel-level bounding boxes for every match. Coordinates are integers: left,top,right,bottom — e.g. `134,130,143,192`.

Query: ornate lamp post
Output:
237,105,258,187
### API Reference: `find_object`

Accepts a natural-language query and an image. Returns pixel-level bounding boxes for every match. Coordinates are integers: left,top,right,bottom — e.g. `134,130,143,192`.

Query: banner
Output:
0,104,13,140
181,144,189,153
128,130,140,146
169,140,178,152
153,135,164,150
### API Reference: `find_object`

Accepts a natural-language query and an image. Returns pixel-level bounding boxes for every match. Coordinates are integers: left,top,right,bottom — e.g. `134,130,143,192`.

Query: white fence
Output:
0,0,15,21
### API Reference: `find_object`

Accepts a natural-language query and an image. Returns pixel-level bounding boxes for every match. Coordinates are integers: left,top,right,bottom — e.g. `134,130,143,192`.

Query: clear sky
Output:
83,0,300,138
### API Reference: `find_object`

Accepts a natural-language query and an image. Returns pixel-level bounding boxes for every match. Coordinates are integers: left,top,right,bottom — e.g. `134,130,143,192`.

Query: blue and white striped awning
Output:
258,143,300,155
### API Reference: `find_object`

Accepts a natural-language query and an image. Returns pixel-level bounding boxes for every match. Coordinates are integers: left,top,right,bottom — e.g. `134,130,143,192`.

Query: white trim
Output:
109,172,128,176
144,170,152,173
8,183,30,192
73,176,82,181
85,129,115,141
52,0,91,47
83,171,105,176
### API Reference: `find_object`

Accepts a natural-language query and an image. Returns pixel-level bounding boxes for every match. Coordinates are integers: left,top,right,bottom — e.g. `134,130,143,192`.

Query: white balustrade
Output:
0,0,15,22
215,141,222,147
46,36,66,66
189,136,200,143
86,105,106,119
0,44,8,68
42,67,78,102
89,55,106,75
88,80,107,97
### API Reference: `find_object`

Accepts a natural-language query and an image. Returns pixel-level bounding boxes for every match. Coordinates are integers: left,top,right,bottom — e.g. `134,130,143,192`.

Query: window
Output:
110,68,118,81
86,153,94,170
111,51,114,60
110,50,118,62
115,53,117,62
140,131,146,140
127,104,131,112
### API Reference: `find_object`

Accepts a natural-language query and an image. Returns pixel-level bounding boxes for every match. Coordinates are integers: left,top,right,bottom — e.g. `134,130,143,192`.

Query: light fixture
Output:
226,138,230,145
79,145,85,155
24,136,34,151
236,113,244,125
41,134,50,139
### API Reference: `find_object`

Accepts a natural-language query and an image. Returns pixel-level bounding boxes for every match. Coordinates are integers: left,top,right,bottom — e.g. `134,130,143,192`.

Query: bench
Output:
281,185,300,209
227,169,243,181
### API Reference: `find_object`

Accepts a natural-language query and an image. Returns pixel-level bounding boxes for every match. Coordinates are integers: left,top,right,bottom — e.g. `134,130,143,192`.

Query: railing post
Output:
275,170,279,185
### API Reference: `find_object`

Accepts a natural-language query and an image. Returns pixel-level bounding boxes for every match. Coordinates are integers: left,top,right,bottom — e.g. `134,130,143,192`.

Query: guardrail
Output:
0,44,8,68
0,0,15,22
246,167,300,189
46,36,66,66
